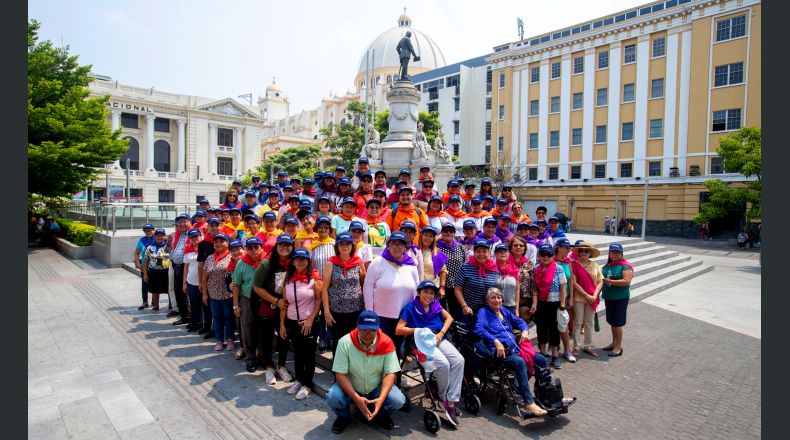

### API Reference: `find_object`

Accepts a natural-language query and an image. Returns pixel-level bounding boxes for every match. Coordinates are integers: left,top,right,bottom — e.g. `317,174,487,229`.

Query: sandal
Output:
608,349,623,357
602,345,615,351
234,348,245,360
583,348,598,357
572,348,580,357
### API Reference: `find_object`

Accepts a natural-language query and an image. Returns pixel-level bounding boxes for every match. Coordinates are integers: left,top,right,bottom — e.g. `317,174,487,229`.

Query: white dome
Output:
356,15,446,76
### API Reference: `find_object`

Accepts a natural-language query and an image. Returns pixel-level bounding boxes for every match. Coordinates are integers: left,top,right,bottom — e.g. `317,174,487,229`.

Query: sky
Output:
29,0,646,114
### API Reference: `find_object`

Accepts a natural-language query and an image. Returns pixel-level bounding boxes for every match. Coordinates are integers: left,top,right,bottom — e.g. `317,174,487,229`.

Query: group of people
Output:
29,213,60,246
133,158,634,432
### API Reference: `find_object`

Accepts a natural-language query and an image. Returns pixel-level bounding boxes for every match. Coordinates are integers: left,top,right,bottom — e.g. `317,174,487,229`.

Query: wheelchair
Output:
396,324,481,433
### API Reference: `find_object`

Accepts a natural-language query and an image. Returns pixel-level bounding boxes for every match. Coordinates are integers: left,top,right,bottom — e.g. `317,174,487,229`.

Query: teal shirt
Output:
332,333,400,394
601,264,632,300
232,260,257,299
556,261,571,300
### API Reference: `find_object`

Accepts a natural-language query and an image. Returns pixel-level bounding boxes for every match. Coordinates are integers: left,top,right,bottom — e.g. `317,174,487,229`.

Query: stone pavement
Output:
29,247,761,439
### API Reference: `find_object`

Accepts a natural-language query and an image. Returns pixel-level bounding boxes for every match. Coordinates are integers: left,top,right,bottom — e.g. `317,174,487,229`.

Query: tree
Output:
28,19,128,198
320,102,374,171
236,144,322,188
694,126,761,225
455,154,539,200
374,109,443,147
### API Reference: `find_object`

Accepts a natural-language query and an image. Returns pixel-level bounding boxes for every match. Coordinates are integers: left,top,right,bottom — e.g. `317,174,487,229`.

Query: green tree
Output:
320,102,373,170
374,109,443,147
693,126,761,225
235,144,322,188
28,19,128,198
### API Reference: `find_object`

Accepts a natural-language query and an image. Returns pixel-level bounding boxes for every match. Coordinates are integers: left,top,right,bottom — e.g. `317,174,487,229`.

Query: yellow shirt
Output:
422,249,447,283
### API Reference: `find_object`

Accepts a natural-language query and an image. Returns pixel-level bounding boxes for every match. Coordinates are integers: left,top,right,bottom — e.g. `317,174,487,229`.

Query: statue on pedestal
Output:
412,122,432,160
363,124,380,160
435,129,452,164
396,31,420,80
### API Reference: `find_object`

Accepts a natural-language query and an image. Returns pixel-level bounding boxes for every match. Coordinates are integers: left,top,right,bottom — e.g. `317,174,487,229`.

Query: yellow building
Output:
486,0,760,237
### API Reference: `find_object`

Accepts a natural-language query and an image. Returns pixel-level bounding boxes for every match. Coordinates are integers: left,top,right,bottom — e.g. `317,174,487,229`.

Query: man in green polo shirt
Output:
233,236,264,373
326,311,405,434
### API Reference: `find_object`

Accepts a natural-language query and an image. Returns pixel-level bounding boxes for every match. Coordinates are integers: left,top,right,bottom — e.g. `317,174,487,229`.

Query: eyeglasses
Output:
423,185,433,189
441,230,454,234
511,244,525,248
389,242,406,249
578,249,591,254
538,252,553,258
359,328,377,334
337,242,352,247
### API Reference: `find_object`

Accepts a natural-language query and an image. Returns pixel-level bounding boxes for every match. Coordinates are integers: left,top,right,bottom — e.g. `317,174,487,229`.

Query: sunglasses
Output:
511,244,525,248
389,242,406,248
423,185,433,189
578,249,591,254
538,252,553,258
316,225,330,230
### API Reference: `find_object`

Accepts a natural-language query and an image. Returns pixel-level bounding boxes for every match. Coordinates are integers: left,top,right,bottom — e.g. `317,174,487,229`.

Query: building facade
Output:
87,79,264,205
485,0,760,236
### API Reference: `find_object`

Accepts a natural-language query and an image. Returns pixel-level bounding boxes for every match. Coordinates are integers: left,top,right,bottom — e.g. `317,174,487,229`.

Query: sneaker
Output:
295,386,310,400
552,356,562,369
287,381,302,395
332,418,347,434
215,341,224,351
442,401,459,426
151,306,160,311
264,368,276,385
276,367,293,382
546,348,552,357
564,350,577,363
317,341,327,353
454,407,462,417
167,310,178,317
138,303,148,310
226,340,235,351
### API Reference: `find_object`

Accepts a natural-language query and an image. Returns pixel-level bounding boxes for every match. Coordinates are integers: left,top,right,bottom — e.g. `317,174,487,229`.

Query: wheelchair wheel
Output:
464,394,481,415
496,391,507,415
424,410,441,433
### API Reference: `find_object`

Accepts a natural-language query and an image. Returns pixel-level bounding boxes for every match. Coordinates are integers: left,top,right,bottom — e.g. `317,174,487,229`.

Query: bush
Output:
54,217,98,246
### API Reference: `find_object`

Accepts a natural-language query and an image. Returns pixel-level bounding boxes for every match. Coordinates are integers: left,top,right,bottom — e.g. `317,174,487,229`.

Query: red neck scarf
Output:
268,202,281,210
511,213,526,224
446,208,468,218
496,260,520,279
572,260,601,310
214,250,230,263
184,238,200,255
328,255,364,276
364,214,382,224
490,208,504,217
461,193,474,201
228,256,241,271
337,212,355,221
427,210,446,218
291,268,321,284
468,210,491,219
554,255,571,264
241,253,262,268
467,255,497,279
606,260,635,273
278,258,291,267
508,254,528,268
287,207,300,215
535,262,557,301
349,328,395,357
203,233,215,244
357,187,373,197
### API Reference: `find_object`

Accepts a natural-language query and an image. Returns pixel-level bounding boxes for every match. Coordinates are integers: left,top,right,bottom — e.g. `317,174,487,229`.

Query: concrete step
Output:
122,262,141,277
591,245,671,266
627,262,714,305
629,259,704,291
571,234,644,248
626,254,692,277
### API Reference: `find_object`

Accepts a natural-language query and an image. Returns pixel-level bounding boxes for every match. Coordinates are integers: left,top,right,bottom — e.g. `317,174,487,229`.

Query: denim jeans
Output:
325,383,406,421
318,312,333,344
497,352,548,405
210,297,235,342
187,283,205,329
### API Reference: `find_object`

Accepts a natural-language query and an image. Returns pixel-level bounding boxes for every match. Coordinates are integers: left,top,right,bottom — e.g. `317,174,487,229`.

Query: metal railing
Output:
58,201,205,236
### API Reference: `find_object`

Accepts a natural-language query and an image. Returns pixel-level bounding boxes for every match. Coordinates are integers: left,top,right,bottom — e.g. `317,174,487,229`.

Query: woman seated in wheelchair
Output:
473,287,572,417
396,280,465,426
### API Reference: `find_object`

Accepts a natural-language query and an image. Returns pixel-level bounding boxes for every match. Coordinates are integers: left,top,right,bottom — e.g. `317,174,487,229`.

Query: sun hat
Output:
571,242,601,258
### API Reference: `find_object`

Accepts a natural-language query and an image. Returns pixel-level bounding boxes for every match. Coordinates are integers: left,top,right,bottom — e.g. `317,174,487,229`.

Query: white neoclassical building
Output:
87,78,265,204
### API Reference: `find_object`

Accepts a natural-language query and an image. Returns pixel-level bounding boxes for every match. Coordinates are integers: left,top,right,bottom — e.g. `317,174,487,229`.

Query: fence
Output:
55,201,204,236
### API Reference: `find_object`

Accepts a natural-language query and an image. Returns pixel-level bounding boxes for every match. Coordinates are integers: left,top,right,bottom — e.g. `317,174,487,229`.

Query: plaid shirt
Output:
171,233,187,264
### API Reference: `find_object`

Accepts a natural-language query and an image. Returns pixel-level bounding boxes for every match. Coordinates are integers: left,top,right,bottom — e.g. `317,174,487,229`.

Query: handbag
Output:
293,280,320,341
556,307,569,332
259,267,284,317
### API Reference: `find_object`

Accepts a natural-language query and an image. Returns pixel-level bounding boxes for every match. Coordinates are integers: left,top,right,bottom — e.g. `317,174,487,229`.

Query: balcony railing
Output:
57,201,208,236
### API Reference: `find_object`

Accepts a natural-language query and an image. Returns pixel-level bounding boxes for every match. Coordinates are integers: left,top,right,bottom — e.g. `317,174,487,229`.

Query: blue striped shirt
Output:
455,262,498,313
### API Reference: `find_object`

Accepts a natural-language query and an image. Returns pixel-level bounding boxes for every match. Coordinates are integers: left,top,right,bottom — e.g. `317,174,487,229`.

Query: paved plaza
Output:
28,244,761,439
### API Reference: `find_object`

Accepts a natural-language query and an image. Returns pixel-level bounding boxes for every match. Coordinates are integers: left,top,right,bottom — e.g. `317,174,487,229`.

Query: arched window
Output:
119,137,139,170
376,76,380,85
340,118,346,126
393,74,399,82
386,75,392,84
153,140,170,172
353,115,362,126
314,135,318,139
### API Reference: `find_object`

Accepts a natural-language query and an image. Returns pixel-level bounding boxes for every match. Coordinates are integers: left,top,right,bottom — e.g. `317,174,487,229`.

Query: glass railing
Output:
57,201,205,236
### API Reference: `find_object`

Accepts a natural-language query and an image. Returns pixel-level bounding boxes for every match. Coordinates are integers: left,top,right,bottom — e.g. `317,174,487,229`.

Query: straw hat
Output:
571,242,600,258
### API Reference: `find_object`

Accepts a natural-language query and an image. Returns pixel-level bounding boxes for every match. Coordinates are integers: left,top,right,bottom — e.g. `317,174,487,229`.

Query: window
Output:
549,167,559,180
551,62,561,79
594,164,606,179
453,121,459,135
453,144,459,156
486,97,492,110
652,37,666,58
550,96,560,113
530,100,539,116
528,168,537,181
529,133,538,149
622,122,634,141
712,109,742,131
598,51,609,69
596,88,608,106
649,119,663,138
153,118,169,133
485,145,491,162
217,157,234,176
595,125,607,143
573,57,584,74
648,161,662,177
716,15,747,42
571,128,582,146
447,75,460,87
153,140,170,172
531,67,540,83
499,105,505,119
550,131,559,147
714,62,744,87
120,112,138,129
499,72,505,88
624,45,636,64
485,122,491,141
119,137,139,170
454,99,460,111
572,93,583,110
623,83,635,102
571,166,581,179
711,157,724,174
651,78,664,98
428,102,438,112
386,75,392,84
620,163,632,178
158,189,174,203
498,137,504,152
218,128,233,147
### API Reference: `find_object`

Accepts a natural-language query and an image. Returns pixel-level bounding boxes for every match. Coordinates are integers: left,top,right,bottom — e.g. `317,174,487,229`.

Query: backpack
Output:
534,368,565,409
390,203,426,228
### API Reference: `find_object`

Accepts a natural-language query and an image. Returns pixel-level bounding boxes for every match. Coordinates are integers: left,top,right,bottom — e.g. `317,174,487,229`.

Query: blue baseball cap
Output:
440,222,456,232
399,168,411,176
229,239,243,249
481,177,491,185
538,244,555,254
420,165,430,171
448,194,462,203
554,237,572,248
336,231,354,243
482,195,495,202
473,239,491,249
499,213,512,221
338,177,352,186
299,199,313,209
471,196,482,204
496,198,508,205
323,171,335,179
276,234,294,244
199,199,210,205
288,194,300,201
291,248,311,259
176,213,191,221
399,220,417,231
398,185,413,194
244,213,260,223
243,191,257,198
282,185,294,192
358,157,369,164
420,225,437,234
277,170,288,177
267,191,280,198
302,177,313,185
609,243,624,252
207,217,221,224
221,208,231,213
421,176,434,184
549,216,560,222
290,176,301,182
142,223,155,231
335,165,346,172
313,172,323,181
349,221,364,231
465,181,476,188
341,197,357,206
494,243,510,252
416,280,439,294
358,172,373,180
251,175,261,180
483,217,498,226
261,211,277,221
318,195,332,204
230,207,242,213
315,216,331,226
366,198,381,207
357,310,380,330
245,236,262,246
214,233,229,242
284,217,300,226
154,228,166,235
429,195,443,205
448,179,459,187
456,177,465,183
195,209,207,217
187,228,202,237
373,187,387,195
502,184,513,190
536,219,548,225
463,219,477,229
389,231,408,244
375,170,387,177
574,239,585,247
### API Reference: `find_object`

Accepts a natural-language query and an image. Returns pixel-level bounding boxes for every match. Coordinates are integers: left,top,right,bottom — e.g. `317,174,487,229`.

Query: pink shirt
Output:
362,257,420,319
284,278,317,321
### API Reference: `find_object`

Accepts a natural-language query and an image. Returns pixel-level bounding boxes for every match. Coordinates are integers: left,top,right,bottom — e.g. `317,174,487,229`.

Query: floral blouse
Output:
204,252,232,300
517,259,538,299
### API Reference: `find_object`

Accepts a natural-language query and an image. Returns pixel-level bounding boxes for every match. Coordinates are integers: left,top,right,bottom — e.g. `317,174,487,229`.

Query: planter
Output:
54,237,94,260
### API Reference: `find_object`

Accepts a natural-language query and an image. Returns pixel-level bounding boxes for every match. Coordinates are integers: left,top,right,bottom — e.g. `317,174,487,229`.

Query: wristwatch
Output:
233,305,239,309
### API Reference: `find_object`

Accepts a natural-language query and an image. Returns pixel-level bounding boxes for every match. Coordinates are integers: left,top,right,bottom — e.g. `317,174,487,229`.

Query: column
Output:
676,30,693,176
235,126,244,176
559,55,571,181
538,60,549,181
582,49,596,180
663,33,679,177
510,70,520,176
145,114,156,170
209,123,217,174
176,119,186,173
633,36,651,179
518,66,530,180
607,44,622,179
111,110,122,168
